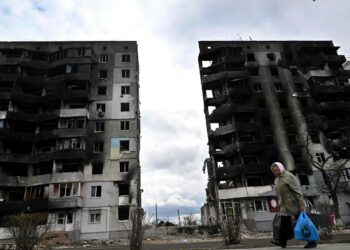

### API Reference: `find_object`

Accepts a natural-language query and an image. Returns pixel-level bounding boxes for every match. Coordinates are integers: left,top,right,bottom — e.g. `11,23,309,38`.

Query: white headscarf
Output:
271,162,285,172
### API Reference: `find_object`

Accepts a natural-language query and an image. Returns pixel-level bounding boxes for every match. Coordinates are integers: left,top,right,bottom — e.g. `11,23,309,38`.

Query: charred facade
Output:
199,41,350,231
0,41,140,240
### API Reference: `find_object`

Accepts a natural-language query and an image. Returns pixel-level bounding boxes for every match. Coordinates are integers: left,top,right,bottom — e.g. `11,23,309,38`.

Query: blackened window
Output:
92,162,103,175
247,53,255,62
119,184,130,196
118,206,129,221
120,121,129,131
253,83,262,92
249,68,259,76
99,70,107,79
299,175,309,185
121,102,130,112
98,86,107,95
274,82,283,92
94,142,104,153
96,103,106,113
270,67,279,77
120,140,130,151
267,53,275,61
122,69,130,78
265,135,274,145
95,122,105,132
122,54,130,63
120,162,129,172
121,86,130,95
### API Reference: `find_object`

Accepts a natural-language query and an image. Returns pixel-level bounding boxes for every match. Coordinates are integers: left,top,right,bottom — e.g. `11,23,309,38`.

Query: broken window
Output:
265,135,274,145
98,70,107,79
94,141,104,153
120,140,130,151
60,118,85,129
61,162,81,172
298,175,309,185
121,102,130,112
247,53,255,62
95,122,105,132
99,55,108,63
120,162,129,172
274,82,283,92
119,183,130,196
96,103,106,113
57,212,73,224
91,186,102,198
246,176,263,186
92,162,103,175
249,199,268,212
98,86,107,95
121,86,130,95
118,206,129,221
57,213,65,224
270,67,279,77
120,121,129,131
266,53,276,61
77,48,85,57
89,210,101,223
122,54,130,63
295,82,303,91
55,183,79,197
253,83,262,92
122,69,130,78
316,153,325,163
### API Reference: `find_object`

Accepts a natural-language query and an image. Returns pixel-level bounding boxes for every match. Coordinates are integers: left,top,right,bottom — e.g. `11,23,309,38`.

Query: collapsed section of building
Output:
198,40,350,231
0,41,141,240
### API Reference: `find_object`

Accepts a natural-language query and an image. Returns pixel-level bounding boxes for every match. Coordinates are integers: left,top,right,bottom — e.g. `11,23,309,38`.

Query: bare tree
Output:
220,215,242,245
302,134,349,223
123,207,152,250
182,213,198,226
4,212,52,250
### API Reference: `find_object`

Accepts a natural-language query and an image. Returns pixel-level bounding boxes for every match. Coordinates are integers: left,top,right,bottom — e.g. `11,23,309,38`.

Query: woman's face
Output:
272,165,281,176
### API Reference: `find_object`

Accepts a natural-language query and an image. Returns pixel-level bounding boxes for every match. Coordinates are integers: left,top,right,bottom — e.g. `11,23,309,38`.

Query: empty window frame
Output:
122,69,130,78
247,53,255,62
316,153,325,163
89,210,101,223
274,82,283,92
92,162,103,175
270,67,279,77
120,140,130,151
99,55,108,63
253,83,262,92
120,121,129,131
121,102,130,112
266,53,276,61
118,206,129,221
91,186,102,198
121,86,130,95
60,118,85,129
298,175,309,185
95,122,105,132
53,183,80,197
122,54,130,63
265,135,274,145
77,48,86,57
246,176,263,186
119,183,130,196
120,162,129,172
57,212,73,224
249,199,268,212
98,86,107,95
96,103,106,113
94,141,104,153
98,70,107,79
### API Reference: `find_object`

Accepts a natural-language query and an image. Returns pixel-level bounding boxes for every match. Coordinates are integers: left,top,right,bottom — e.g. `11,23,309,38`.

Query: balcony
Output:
209,104,232,123
209,124,235,139
218,185,274,199
232,104,255,113
48,196,83,209
35,130,58,141
6,111,38,122
0,198,49,213
51,172,83,183
202,70,248,86
31,149,86,163
0,129,35,142
216,165,243,179
310,85,350,96
213,143,238,159
0,153,30,163
0,175,27,186
317,101,350,112
229,87,252,97
239,141,265,152
59,108,89,118
205,95,228,106
57,128,86,138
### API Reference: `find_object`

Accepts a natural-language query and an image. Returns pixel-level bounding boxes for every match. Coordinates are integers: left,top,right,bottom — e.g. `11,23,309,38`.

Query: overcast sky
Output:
1,0,350,221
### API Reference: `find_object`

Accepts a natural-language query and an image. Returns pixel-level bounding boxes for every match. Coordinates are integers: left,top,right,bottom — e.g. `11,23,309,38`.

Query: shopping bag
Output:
294,211,320,242
272,213,281,241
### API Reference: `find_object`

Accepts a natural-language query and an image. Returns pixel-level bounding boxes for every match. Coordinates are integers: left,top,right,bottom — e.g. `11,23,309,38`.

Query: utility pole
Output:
177,209,181,226
155,203,158,227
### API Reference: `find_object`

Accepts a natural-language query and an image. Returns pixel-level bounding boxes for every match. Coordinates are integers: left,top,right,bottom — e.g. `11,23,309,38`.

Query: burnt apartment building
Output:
199,40,350,231
0,41,140,240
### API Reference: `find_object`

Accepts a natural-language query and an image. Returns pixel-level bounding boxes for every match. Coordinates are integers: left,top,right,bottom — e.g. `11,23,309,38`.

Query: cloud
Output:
1,0,350,218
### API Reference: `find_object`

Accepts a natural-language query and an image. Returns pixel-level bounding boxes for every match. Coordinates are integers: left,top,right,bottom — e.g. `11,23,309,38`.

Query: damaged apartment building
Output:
0,41,140,240
199,40,350,231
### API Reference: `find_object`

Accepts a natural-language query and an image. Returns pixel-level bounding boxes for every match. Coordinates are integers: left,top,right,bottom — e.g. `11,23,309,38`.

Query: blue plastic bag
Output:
294,211,320,242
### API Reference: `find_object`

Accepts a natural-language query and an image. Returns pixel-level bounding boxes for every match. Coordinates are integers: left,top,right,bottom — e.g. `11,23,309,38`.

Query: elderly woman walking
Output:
271,162,317,249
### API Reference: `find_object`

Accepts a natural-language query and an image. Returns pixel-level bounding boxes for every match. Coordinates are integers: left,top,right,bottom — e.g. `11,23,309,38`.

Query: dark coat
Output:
274,170,305,216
